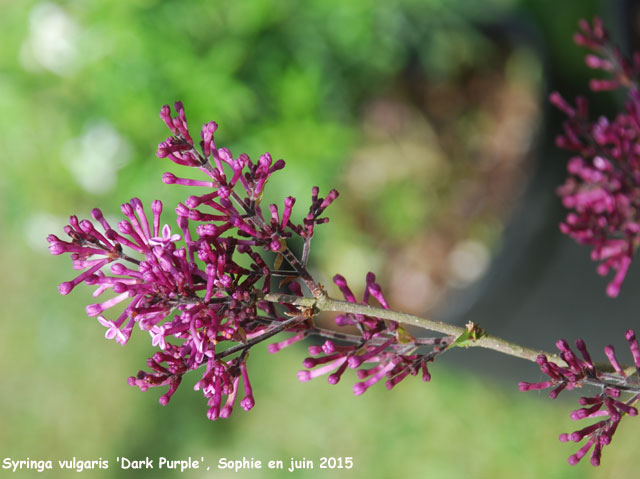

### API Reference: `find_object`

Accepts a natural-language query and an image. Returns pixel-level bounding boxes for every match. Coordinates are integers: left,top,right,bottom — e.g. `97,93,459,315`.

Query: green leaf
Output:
448,322,486,349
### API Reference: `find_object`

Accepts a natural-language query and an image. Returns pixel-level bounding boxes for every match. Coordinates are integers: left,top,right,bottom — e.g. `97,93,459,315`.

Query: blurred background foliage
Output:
1,0,637,477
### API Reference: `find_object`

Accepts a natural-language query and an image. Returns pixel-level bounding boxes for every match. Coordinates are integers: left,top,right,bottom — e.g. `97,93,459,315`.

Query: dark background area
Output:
438,0,640,382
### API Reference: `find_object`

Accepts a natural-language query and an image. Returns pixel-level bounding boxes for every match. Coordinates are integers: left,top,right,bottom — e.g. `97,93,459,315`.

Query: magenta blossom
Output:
50,101,443,422
520,330,640,466
554,18,640,297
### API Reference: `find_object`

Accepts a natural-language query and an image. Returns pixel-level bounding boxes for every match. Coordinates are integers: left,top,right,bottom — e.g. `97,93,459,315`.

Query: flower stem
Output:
262,292,564,365
216,314,307,360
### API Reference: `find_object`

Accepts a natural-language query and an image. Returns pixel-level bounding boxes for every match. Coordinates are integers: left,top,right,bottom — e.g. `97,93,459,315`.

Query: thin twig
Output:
215,314,306,360
262,292,565,365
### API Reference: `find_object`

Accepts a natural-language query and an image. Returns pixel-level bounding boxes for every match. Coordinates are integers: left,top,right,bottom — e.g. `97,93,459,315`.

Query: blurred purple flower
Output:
554,18,640,297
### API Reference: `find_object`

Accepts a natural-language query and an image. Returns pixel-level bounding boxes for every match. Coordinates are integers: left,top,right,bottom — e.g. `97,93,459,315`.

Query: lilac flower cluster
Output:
519,331,640,466
553,18,640,297
297,273,450,394
49,101,444,421
48,102,342,420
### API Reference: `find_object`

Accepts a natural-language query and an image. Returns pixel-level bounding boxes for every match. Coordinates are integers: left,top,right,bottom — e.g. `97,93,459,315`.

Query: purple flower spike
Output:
555,18,640,297
518,381,554,392
281,197,295,230
268,333,306,353
568,438,596,466
201,121,218,158
327,360,349,385
239,361,255,412
352,382,367,396
220,376,240,419
86,292,130,317
521,329,640,466
159,105,173,132
333,274,357,303
58,258,108,295
158,376,182,406
575,339,594,370
50,101,450,426
625,330,640,373
604,345,624,375
549,92,576,117
352,360,397,396
298,274,450,395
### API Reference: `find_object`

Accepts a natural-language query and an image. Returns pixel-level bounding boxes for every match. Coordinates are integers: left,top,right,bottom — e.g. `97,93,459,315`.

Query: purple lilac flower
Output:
50,101,461,424
519,330,640,466
554,18,640,297
49,102,340,421
297,273,451,394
